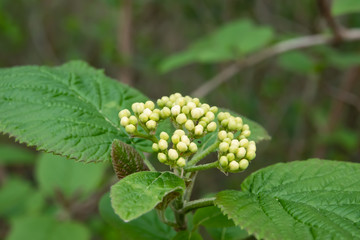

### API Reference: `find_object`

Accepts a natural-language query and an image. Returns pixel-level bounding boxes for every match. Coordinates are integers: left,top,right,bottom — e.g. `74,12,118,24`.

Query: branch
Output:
191,29,360,98
317,0,344,43
181,197,216,214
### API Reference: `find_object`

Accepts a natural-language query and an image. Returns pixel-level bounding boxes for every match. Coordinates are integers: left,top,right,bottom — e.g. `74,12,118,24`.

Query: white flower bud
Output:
218,130,227,141
131,103,138,113
229,145,238,154
198,121,207,128
177,142,188,152
205,111,215,121
230,139,240,148
146,120,157,130
217,112,226,121
181,135,190,145
229,161,240,171
120,117,129,127
119,109,131,118
174,129,185,136
143,108,152,117
191,108,204,119
246,150,256,161
241,130,251,138
227,153,235,161
207,122,217,132
160,132,169,140
152,143,159,152
227,132,234,140
210,106,218,114
228,118,237,131
194,125,204,136
157,99,164,108
223,138,231,144
221,119,229,127
176,113,187,125
239,159,249,170
125,124,136,134
158,153,167,163
171,134,180,144
144,101,155,110
201,104,210,113
160,107,171,118
175,97,186,107
171,105,181,116
242,124,250,131
136,103,145,114
161,96,170,104
239,139,249,147
192,98,200,106
181,106,190,114
177,157,186,167
158,139,168,151
168,149,179,161
219,142,229,152
219,156,228,167
200,117,210,124
187,101,196,110
236,147,246,159
129,116,138,125
189,142,198,153
139,113,148,123
174,93,182,98
150,112,160,121
185,120,195,131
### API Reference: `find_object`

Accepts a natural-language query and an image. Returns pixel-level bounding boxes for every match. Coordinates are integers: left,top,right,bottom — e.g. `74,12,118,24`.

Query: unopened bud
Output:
191,108,204,119
219,142,229,152
146,120,157,130
177,142,188,152
176,113,187,125
189,142,198,153
181,106,190,114
160,107,171,118
145,101,155,110
207,122,217,132
160,132,169,140
239,139,249,147
119,109,131,118
171,134,180,144
150,112,160,121
229,161,240,171
139,113,148,123
210,106,218,114
219,156,228,167
185,120,195,131
218,130,227,141
174,129,185,137
177,157,186,167
236,147,246,159
171,105,181,116
158,139,168,151
227,153,235,161
194,125,204,136
152,143,159,152
120,117,129,127
239,159,249,170
168,149,179,161
129,116,138,125
158,153,167,163
125,124,136,134
181,135,190,145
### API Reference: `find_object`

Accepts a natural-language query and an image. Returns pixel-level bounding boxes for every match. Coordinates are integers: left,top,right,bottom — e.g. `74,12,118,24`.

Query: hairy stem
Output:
187,141,220,166
185,161,219,172
181,197,216,214
134,131,158,143
143,156,156,171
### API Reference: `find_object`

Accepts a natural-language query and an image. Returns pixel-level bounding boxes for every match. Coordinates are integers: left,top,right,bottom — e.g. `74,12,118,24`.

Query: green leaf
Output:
332,0,360,16
0,144,36,165
160,19,274,72
193,206,235,228
215,159,360,240
206,227,249,240
7,215,90,240
111,139,146,179
35,153,106,199
277,51,316,74
99,193,176,240
110,171,185,221
0,61,148,163
172,231,203,240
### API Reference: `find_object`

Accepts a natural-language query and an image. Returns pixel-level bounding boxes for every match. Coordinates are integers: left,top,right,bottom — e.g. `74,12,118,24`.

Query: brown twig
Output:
191,29,360,98
317,0,344,43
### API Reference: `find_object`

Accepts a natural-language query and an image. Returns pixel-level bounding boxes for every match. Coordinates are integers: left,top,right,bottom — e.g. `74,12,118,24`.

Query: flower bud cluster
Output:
217,112,256,172
152,130,198,167
157,93,218,138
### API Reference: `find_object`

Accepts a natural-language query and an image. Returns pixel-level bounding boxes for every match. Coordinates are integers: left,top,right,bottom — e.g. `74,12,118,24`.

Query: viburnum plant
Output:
0,61,359,240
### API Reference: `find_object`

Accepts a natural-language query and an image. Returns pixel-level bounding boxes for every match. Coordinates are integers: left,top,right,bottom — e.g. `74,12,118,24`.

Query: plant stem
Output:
156,209,178,228
181,197,216,214
185,161,218,172
187,141,220,166
134,131,158,143
143,156,156,171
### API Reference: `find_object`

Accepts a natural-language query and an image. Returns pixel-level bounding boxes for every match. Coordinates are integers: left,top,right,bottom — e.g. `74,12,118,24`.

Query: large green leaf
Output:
215,159,360,240
110,171,185,221
35,153,106,200
7,215,90,240
0,61,148,163
160,19,274,72
99,193,176,240
332,0,360,16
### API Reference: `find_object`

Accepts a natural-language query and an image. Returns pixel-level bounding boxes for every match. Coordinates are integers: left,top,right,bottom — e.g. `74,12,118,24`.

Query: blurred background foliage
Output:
0,0,359,239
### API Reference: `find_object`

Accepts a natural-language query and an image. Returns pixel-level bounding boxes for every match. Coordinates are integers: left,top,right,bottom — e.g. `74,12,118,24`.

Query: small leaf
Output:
0,144,36,165
111,139,146,179
0,61,149,163
332,0,360,16
7,215,90,240
35,153,106,200
110,171,185,221
99,193,176,240
216,159,360,240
